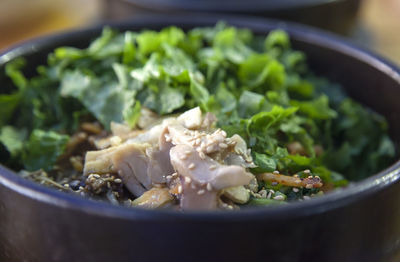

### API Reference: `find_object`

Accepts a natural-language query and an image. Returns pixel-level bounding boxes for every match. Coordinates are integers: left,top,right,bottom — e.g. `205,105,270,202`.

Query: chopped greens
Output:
0,23,395,209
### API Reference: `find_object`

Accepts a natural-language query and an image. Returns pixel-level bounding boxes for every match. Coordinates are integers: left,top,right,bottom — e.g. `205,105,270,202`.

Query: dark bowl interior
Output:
1,15,400,262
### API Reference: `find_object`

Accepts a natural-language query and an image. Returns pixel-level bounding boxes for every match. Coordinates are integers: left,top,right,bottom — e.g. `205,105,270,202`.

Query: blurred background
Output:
0,0,399,65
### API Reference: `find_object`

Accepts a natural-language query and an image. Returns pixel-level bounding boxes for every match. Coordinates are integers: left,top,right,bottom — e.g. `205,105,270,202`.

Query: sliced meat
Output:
179,177,218,210
132,187,173,208
112,143,153,191
170,144,254,190
127,118,176,146
146,145,174,184
167,124,230,155
177,106,202,129
115,161,146,197
83,146,116,175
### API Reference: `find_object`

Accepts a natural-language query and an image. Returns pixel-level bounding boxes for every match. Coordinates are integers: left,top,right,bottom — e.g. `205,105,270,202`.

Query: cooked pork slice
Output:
179,176,219,210
146,145,174,184
112,143,153,191
177,107,202,129
170,144,254,190
127,118,176,146
132,187,173,208
83,146,117,175
167,124,230,156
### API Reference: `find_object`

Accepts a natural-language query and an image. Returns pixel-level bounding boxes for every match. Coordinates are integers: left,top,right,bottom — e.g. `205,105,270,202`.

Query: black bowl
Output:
105,0,361,34
1,15,400,262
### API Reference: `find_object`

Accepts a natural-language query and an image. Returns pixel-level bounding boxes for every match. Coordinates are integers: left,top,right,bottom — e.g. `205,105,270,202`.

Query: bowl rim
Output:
1,14,400,222
121,0,350,13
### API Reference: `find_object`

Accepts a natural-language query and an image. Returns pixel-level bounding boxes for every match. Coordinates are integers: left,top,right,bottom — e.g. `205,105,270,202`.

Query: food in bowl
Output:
0,23,395,210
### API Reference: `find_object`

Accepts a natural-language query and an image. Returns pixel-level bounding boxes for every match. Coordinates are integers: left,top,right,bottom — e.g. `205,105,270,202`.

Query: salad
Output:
0,23,395,210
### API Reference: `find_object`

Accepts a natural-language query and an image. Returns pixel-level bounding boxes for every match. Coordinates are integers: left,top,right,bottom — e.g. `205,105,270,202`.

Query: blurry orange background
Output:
0,0,399,65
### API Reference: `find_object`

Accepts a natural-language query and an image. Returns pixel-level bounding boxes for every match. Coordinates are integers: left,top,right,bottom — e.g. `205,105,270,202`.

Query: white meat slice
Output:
170,144,254,190
83,146,116,175
177,107,202,129
111,143,153,192
179,177,218,210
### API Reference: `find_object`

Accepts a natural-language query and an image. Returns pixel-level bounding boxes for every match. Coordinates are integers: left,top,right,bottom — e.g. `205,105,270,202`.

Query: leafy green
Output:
0,126,27,157
247,198,288,206
22,130,69,171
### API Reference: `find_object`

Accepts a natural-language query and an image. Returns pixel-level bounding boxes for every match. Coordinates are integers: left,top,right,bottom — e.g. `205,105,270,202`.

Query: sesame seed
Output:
308,175,313,179
292,188,299,192
171,172,178,177
93,174,100,179
273,171,279,174
219,143,228,149
195,138,201,145
184,176,192,184
114,178,122,183
188,163,196,170
221,130,227,137
295,179,302,184
293,174,299,178
197,190,205,195
199,152,206,159
177,185,183,194
180,155,188,160
166,175,172,182
306,184,313,189
185,150,192,156
64,184,69,188
206,183,213,191
304,169,311,174
209,165,217,170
